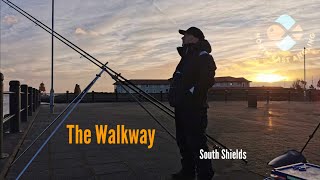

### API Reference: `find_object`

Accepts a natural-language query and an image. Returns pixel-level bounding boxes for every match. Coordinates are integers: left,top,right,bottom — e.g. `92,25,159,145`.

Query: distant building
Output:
114,79,170,93
213,76,251,88
114,76,251,93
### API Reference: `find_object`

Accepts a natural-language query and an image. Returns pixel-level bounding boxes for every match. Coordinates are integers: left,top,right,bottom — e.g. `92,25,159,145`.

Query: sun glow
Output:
255,74,286,83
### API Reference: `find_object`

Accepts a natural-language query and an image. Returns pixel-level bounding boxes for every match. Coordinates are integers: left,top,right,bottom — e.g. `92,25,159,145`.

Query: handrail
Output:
4,92,31,95
0,71,42,160
3,114,15,124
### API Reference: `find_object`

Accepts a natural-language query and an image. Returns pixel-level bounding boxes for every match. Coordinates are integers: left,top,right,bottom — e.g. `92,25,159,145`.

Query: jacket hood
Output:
177,39,212,57
197,39,212,53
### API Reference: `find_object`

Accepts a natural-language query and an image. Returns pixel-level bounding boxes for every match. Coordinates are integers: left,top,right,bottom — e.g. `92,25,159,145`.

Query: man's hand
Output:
189,86,195,94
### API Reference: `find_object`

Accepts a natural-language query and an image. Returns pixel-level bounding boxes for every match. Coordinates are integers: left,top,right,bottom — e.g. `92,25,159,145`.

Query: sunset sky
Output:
1,0,320,92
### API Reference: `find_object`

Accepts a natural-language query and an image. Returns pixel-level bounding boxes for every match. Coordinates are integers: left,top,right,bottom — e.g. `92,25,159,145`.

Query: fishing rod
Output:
107,73,176,140
268,120,320,168
2,0,174,114
15,64,106,180
2,0,236,155
1,0,183,120
110,78,235,151
1,0,177,122
300,120,320,153
2,0,245,163
2,0,176,120
10,63,108,166
116,78,232,150
112,78,245,156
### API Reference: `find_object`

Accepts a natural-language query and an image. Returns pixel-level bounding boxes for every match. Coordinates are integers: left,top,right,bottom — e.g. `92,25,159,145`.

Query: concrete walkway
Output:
2,101,319,179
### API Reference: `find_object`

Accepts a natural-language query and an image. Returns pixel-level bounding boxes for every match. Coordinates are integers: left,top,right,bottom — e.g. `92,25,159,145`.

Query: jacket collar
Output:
177,40,212,57
177,43,198,57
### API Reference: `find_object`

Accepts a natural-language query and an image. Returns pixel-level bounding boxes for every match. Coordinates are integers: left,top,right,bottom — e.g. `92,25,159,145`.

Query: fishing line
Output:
0,0,2,70
15,64,106,180
2,0,247,164
3,0,175,117
3,0,177,128
110,76,176,140
10,63,108,166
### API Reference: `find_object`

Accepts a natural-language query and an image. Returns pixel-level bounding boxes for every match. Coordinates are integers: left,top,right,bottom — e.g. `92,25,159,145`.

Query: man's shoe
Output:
171,170,195,180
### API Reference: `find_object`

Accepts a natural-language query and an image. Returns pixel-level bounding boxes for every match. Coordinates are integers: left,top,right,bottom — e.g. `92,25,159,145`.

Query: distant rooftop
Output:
113,79,170,85
215,76,251,82
113,77,252,85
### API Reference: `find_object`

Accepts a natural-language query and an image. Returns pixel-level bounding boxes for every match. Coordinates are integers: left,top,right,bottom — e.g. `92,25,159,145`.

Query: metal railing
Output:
208,89,318,102
0,72,41,158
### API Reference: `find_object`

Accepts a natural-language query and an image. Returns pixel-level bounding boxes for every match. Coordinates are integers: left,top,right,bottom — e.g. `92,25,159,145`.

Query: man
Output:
168,27,216,180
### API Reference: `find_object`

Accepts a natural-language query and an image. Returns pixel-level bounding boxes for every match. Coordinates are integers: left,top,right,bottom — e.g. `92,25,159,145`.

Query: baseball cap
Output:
179,27,205,40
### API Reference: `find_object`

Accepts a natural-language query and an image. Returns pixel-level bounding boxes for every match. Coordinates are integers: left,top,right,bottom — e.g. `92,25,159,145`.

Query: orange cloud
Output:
75,27,100,36
3,15,18,25
75,27,88,35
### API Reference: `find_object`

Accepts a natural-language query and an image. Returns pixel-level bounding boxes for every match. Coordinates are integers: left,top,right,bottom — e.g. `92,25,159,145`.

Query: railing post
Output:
66,90,69,103
0,73,3,155
0,73,9,158
9,80,21,133
224,89,228,102
28,87,33,115
38,89,41,106
309,90,312,102
92,91,95,103
115,88,118,102
32,88,36,111
288,90,291,102
36,89,38,109
35,89,38,109
38,90,41,106
21,85,28,122
245,90,248,101
248,94,257,108
266,90,270,104
160,91,163,102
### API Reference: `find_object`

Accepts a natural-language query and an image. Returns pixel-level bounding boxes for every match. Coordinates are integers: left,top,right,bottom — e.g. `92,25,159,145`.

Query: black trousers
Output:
174,107,214,179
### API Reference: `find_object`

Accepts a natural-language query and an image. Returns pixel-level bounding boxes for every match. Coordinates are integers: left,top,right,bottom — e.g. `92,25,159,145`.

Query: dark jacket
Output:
168,40,216,109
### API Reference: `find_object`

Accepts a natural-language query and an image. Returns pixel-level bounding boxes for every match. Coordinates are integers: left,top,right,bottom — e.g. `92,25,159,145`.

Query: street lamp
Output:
49,0,55,113
303,47,306,101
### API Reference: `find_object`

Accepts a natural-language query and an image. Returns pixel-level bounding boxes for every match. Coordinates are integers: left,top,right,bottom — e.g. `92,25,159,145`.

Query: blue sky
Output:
1,0,320,92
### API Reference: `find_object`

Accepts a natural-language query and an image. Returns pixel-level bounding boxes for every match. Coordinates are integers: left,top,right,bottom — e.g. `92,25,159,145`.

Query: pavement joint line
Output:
48,131,53,180
79,145,97,178
0,106,41,179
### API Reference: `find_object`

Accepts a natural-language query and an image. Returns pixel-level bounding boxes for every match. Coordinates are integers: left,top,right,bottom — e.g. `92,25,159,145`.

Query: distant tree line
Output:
74,84,81,95
291,79,320,90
